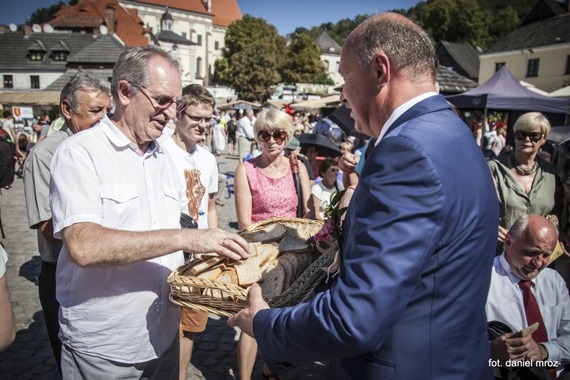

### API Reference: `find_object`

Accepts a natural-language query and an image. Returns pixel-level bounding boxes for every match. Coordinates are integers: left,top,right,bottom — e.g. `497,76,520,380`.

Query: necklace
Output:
511,153,538,176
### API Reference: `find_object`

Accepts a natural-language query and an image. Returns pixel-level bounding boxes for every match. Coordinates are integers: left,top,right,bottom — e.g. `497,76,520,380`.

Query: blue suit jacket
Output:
253,95,498,379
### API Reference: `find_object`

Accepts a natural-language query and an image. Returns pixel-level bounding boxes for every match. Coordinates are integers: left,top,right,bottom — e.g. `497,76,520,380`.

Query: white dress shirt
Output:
486,254,570,370
50,115,186,363
237,115,254,139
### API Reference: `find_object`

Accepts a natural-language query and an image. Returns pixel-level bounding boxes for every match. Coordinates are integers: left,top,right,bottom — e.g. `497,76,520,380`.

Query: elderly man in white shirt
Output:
49,45,249,380
237,108,255,162
486,214,570,378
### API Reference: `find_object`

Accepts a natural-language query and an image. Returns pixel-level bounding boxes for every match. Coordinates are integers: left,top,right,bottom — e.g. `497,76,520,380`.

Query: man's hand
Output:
491,333,547,363
186,229,250,261
227,283,269,337
498,226,508,243
338,152,358,175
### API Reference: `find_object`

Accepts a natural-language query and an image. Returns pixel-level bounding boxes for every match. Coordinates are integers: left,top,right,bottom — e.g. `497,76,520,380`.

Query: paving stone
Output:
0,153,329,380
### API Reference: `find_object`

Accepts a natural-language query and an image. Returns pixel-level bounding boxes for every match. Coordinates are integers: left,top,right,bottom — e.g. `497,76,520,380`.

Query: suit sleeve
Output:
253,135,445,364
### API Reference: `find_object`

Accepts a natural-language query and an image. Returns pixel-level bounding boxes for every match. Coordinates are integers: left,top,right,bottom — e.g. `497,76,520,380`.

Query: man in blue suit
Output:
229,12,498,379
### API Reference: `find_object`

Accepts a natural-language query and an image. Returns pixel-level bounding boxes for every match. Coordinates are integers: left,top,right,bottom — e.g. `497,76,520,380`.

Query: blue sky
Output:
1,0,421,36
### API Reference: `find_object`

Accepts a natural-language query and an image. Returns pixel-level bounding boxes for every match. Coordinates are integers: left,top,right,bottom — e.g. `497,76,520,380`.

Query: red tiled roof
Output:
49,0,149,47
130,0,242,27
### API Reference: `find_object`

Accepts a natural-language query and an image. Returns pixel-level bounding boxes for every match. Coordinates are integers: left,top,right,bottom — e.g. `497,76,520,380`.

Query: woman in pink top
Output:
234,108,311,228
233,108,311,380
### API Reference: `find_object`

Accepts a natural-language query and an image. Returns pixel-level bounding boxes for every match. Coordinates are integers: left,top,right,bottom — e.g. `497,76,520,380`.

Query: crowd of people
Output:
0,11,569,380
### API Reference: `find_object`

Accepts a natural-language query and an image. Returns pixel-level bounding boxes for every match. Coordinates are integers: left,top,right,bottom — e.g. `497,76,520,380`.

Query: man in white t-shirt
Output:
160,83,221,379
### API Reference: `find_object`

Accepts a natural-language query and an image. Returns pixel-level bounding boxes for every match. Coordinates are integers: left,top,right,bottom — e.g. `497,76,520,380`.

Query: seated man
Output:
486,214,570,378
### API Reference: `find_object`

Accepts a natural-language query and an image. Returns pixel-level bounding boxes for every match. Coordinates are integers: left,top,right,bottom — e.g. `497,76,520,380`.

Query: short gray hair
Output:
352,13,438,83
60,71,110,112
111,45,180,102
513,112,551,137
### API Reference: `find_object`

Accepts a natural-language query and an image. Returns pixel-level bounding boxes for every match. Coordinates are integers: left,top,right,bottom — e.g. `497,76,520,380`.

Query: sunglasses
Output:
183,113,213,124
514,130,543,142
257,130,287,144
136,84,180,110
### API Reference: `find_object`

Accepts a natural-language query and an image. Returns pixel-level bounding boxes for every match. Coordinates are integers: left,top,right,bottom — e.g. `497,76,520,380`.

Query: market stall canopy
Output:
289,94,341,112
550,86,570,99
446,66,570,115
217,100,261,111
0,91,60,106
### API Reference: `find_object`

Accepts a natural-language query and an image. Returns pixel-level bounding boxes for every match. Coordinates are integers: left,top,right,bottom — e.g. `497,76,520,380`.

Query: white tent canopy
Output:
550,86,570,99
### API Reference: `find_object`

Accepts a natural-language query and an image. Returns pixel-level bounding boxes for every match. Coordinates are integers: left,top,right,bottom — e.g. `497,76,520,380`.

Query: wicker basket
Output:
168,217,333,318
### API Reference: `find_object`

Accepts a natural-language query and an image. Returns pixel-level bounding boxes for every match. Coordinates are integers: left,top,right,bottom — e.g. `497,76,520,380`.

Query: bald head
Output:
505,214,558,280
347,12,437,83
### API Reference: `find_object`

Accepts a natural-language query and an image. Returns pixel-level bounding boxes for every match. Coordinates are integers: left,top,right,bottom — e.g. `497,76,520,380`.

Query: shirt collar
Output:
376,92,438,146
101,115,162,156
498,253,537,286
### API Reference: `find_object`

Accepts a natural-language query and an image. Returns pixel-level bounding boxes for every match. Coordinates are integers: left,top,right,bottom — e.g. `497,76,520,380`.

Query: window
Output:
527,59,539,77
3,75,13,89
182,32,187,39
214,41,219,50
197,35,202,46
52,51,67,61
495,62,505,72
324,61,329,70
566,55,570,75
29,51,44,61
196,57,202,78
30,75,40,89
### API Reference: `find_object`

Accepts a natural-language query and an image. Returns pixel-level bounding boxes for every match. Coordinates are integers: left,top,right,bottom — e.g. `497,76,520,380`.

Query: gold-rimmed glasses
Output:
134,83,180,110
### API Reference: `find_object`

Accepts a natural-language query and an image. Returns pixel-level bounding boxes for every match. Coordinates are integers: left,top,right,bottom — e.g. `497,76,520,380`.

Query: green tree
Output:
28,1,78,25
212,58,230,86
221,15,286,102
447,0,489,46
280,33,327,85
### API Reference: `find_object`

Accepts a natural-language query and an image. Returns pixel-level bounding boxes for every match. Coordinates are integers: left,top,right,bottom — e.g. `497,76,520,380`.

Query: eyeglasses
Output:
183,113,213,124
136,84,180,110
514,130,543,142
257,130,287,144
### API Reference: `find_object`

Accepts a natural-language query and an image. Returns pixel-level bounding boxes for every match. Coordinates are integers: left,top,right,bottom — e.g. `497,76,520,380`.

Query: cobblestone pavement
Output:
0,151,329,380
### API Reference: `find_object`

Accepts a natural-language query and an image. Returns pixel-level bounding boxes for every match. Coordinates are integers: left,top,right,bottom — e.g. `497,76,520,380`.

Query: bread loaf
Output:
279,234,309,254
249,223,287,243
234,260,262,286
259,261,286,298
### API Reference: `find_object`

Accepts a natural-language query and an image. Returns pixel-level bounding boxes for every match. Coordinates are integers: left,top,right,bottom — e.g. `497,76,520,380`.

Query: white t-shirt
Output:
50,115,186,363
311,180,344,219
161,137,219,229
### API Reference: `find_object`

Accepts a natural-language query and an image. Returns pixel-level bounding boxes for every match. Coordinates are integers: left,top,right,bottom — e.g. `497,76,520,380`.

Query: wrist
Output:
540,344,549,360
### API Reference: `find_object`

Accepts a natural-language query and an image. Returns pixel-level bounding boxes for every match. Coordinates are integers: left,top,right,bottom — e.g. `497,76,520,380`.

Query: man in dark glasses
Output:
230,12,498,379
48,46,249,380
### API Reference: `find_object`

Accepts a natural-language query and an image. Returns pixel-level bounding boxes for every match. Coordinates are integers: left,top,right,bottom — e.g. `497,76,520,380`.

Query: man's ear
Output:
60,99,72,120
373,53,389,86
116,80,132,106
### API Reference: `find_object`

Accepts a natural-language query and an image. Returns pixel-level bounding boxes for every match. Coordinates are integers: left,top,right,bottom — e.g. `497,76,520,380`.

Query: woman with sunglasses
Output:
233,108,311,380
488,112,555,248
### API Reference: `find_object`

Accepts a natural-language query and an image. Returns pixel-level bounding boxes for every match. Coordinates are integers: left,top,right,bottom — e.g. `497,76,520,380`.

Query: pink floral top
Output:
244,159,298,222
